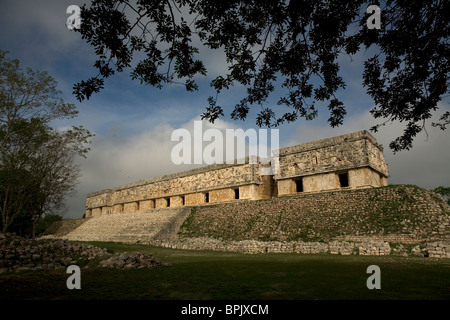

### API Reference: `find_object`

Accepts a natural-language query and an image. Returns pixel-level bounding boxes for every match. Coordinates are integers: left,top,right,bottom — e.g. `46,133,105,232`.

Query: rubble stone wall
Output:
179,185,450,243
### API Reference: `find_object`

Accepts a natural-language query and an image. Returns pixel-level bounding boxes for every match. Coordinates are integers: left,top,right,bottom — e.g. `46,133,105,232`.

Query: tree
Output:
433,186,450,205
0,50,93,235
35,214,63,237
73,0,449,152
26,126,88,237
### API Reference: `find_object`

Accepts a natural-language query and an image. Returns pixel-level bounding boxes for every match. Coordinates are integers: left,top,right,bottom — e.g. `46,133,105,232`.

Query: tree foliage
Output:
0,50,93,236
73,0,449,152
433,186,450,205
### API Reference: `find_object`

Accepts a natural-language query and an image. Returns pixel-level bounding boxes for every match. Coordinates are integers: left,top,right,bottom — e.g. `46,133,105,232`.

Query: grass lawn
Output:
1,242,449,300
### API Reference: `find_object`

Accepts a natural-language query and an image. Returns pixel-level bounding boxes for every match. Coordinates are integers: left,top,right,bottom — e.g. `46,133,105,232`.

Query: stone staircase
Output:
60,207,191,243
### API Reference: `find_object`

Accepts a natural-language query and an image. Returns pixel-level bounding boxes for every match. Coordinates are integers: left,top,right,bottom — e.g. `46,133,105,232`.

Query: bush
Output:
35,214,63,236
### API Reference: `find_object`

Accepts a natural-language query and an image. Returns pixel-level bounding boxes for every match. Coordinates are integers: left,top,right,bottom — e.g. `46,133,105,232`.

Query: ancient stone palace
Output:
85,130,389,217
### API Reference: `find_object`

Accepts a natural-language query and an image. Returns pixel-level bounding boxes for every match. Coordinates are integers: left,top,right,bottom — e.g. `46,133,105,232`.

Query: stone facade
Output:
86,130,389,217
275,130,388,195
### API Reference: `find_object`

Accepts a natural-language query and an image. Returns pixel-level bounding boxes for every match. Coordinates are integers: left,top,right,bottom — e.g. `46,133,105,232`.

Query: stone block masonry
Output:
148,237,449,258
148,237,393,256
85,162,264,217
179,185,450,244
85,130,389,217
275,130,389,195
427,242,450,259
59,207,191,243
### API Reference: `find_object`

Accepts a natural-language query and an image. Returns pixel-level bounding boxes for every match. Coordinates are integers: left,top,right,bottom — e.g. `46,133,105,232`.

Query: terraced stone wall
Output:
179,185,450,243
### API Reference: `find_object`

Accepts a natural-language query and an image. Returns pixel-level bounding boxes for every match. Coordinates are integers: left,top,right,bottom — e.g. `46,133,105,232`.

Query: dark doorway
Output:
295,179,303,193
339,172,349,188
234,188,240,199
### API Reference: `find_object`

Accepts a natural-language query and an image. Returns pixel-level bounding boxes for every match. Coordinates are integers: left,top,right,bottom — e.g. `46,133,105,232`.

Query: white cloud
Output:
0,1,93,68
64,116,251,218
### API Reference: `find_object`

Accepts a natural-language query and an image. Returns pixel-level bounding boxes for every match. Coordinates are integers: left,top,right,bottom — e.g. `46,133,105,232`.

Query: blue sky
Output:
1,0,449,219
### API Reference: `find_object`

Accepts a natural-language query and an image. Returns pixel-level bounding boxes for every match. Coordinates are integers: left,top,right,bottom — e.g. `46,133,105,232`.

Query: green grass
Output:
1,242,449,300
